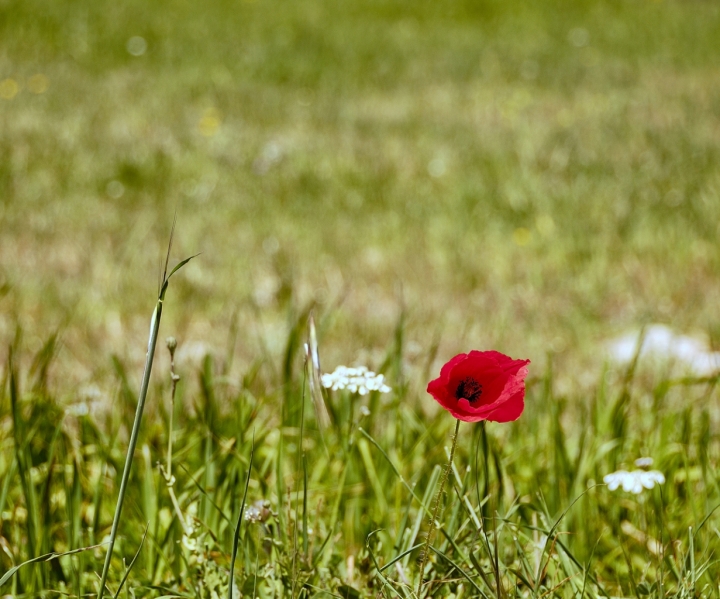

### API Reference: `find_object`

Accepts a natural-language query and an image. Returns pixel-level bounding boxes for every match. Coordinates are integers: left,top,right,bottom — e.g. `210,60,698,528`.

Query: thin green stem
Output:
159,337,189,534
95,229,197,599
417,418,461,598
97,299,164,599
166,338,179,477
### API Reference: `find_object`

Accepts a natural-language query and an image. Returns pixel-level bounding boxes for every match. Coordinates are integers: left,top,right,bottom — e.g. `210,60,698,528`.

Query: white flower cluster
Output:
245,499,272,524
321,365,391,395
181,503,200,553
604,469,665,494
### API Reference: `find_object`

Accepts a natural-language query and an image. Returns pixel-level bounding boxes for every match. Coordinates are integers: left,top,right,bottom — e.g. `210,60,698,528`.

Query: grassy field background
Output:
2,0,720,596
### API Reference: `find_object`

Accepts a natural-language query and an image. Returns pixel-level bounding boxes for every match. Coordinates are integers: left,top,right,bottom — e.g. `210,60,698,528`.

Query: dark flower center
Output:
455,377,483,403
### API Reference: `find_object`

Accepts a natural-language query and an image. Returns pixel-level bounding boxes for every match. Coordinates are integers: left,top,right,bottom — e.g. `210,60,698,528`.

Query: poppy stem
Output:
417,418,461,597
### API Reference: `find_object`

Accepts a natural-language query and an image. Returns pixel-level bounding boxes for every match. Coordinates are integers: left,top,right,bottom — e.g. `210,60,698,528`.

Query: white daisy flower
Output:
603,469,665,494
321,365,391,395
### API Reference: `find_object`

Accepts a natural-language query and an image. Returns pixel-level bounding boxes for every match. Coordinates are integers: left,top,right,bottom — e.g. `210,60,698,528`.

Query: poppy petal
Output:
427,350,529,423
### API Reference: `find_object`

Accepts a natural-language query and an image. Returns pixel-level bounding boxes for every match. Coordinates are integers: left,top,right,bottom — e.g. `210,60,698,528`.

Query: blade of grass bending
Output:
358,427,426,513
228,435,255,599
694,502,720,535
177,463,233,526
358,428,473,569
500,517,611,598
0,543,105,587
97,244,197,599
531,485,594,591
365,530,407,599
113,524,149,599
360,425,477,578
312,523,339,569
429,545,488,599
379,543,423,573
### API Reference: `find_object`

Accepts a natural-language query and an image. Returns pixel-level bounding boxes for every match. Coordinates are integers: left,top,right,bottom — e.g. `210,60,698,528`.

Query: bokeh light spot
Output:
0,78,19,100
512,227,532,246
428,157,447,178
198,108,221,137
568,27,590,48
126,36,148,56
106,180,125,199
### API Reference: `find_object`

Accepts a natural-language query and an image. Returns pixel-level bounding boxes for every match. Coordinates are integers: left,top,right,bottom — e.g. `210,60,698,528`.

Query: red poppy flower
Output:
427,350,530,422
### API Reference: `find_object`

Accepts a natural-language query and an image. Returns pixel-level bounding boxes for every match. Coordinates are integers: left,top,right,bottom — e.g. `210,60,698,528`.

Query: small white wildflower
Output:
634,457,654,468
321,365,391,394
244,500,271,524
181,514,198,550
604,469,665,494
182,533,198,551
79,384,103,402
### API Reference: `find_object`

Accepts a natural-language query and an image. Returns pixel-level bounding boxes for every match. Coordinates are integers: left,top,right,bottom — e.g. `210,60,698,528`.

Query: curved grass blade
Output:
429,545,488,599
378,543,423,573
0,543,105,587
178,463,232,526
365,529,407,599
113,524,149,599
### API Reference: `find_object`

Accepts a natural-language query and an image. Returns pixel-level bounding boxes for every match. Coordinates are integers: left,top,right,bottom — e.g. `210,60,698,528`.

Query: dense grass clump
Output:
2,316,720,597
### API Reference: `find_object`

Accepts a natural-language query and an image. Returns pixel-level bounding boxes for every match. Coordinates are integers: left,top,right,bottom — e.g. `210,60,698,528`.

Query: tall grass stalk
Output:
96,234,197,599
417,418,461,597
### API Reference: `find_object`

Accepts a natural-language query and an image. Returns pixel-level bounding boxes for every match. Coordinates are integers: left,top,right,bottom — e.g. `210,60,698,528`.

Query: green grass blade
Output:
429,544,488,599
0,543,105,588
113,524,148,599
96,300,164,599
228,436,255,599
9,348,40,582
97,248,196,599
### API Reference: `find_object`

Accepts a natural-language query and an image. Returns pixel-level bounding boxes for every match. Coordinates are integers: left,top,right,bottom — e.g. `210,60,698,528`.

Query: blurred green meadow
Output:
2,0,720,596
